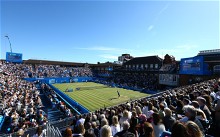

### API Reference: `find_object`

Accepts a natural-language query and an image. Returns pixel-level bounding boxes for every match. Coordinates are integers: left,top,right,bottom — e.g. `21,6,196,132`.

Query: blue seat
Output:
0,115,3,122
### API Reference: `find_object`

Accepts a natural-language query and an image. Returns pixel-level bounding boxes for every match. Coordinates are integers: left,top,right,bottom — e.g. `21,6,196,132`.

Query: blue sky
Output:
1,0,219,64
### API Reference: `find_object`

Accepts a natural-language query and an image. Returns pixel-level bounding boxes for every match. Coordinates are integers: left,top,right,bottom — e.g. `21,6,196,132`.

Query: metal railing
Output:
47,123,62,137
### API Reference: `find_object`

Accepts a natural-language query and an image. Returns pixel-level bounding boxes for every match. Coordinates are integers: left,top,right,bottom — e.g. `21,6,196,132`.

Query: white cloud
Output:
156,44,198,54
76,46,136,54
148,25,154,31
76,46,117,51
153,44,199,60
158,4,169,16
157,48,177,53
176,44,199,50
99,54,118,60
152,3,170,22
75,43,199,61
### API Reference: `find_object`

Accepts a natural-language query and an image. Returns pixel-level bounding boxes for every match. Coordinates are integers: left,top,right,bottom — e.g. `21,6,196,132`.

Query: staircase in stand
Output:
39,93,65,122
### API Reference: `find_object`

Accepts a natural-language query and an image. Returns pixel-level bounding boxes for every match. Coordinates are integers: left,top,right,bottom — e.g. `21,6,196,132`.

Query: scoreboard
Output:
6,52,23,63
179,56,211,75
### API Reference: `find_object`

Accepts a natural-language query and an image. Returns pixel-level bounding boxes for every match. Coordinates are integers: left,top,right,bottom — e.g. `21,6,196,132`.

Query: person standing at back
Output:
151,113,165,137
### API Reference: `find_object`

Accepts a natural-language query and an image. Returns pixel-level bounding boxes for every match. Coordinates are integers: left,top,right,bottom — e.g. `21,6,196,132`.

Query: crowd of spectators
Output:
29,65,93,78
0,62,93,79
0,62,48,135
111,72,158,90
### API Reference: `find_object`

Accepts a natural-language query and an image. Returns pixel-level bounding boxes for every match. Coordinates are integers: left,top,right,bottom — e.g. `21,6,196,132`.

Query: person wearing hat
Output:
197,97,211,121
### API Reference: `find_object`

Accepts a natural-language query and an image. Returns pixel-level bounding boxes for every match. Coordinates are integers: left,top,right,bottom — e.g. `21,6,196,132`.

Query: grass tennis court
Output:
53,82,150,112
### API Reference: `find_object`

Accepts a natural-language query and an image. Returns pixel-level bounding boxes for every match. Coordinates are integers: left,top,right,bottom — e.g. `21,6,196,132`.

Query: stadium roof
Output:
197,49,220,56
197,50,220,63
89,62,122,67
123,55,163,65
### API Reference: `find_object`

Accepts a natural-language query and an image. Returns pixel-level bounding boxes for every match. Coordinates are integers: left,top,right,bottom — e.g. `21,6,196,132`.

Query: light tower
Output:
5,35,13,53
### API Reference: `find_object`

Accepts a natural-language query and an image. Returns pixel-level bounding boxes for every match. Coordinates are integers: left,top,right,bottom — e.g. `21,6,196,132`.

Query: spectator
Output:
101,118,109,127
84,128,96,137
163,108,176,131
129,111,139,137
186,121,203,137
180,105,204,133
158,103,165,121
141,122,154,137
110,116,120,136
63,127,72,137
175,100,184,115
91,121,100,137
100,125,112,137
197,97,211,121
114,121,135,137
142,101,149,116
73,123,85,137
151,113,165,137
16,128,24,137
171,122,189,137
119,110,130,130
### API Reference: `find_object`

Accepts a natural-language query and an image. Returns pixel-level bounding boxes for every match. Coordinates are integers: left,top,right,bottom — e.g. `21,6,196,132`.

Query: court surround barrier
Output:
48,81,156,115
23,77,93,84
23,77,156,115
48,84,89,114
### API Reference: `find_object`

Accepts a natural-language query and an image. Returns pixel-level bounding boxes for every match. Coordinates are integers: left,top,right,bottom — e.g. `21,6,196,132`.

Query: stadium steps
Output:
38,93,65,122
47,109,65,122
39,94,52,111
35,83,41,90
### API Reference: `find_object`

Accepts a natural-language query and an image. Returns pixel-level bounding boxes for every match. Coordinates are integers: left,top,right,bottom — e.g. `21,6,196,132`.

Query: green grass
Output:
53,82,150,112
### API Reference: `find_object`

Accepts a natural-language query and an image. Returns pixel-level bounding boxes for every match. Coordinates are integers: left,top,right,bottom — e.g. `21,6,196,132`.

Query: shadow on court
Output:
109,97,118,100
